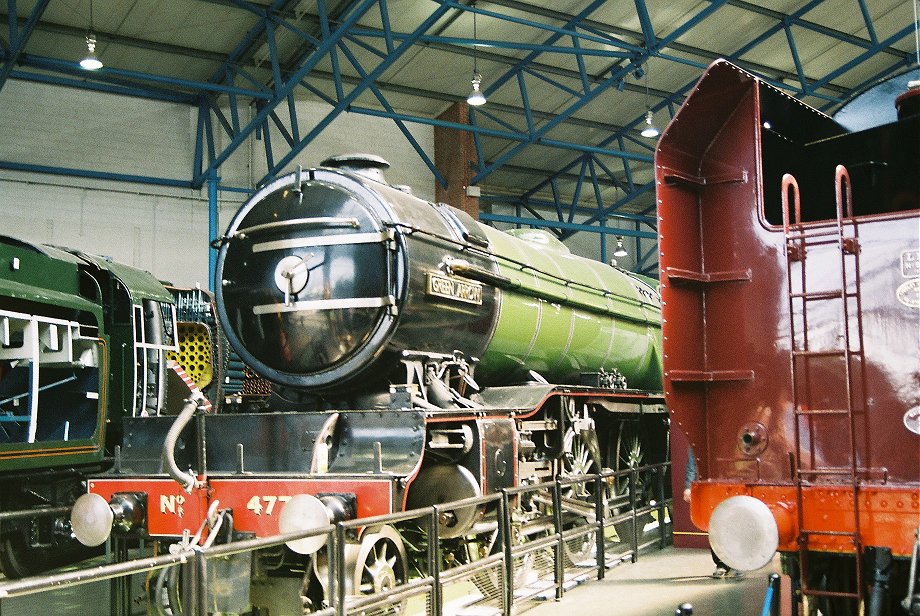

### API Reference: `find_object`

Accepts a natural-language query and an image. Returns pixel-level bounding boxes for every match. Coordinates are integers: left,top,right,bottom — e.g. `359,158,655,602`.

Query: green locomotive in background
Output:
0,235,222,577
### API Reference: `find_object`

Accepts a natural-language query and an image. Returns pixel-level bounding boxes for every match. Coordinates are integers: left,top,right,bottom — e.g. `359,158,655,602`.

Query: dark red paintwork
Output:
89,476,394,538
657,60,919,556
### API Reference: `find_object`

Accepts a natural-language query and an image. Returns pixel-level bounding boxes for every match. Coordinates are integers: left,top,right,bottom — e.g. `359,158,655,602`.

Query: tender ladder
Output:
781,165,868,607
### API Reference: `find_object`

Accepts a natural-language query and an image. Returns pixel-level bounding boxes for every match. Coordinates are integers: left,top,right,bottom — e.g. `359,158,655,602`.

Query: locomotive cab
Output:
0,236,184,577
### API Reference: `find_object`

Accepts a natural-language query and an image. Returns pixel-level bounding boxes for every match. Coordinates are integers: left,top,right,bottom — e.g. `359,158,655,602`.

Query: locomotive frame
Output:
80,377,670,613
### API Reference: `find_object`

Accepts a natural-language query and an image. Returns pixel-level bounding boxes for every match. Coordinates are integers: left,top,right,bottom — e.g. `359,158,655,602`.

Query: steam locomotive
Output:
72,154,668,612
0,235,223,577
658,60,919,615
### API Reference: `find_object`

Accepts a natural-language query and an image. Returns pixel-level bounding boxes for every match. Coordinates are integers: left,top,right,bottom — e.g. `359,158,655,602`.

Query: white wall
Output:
0,79,436,287
0,173,234,287
0,81,199,181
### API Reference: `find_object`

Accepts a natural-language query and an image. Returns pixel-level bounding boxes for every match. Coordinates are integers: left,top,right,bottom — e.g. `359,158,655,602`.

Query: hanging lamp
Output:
80,1,103,70
466,7,486,106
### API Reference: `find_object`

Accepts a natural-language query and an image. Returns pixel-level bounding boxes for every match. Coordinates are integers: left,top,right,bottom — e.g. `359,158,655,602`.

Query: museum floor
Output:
0,544,779,615
526,546,778,615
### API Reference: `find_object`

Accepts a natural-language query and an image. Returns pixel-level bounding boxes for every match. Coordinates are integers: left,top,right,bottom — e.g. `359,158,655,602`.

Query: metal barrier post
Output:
181,548,202,616
500,491,514,615
762,573,781,616
595,474,606,580
110,537,130,616
656,465,668,549
181,556,193,615
194,548,209,616
429,506,442,616
553,478,564,600
629,467,638,563
335,523,347,616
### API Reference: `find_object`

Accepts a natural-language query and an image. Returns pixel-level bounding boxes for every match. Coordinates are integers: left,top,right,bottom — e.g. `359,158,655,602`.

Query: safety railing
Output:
0,461,671,616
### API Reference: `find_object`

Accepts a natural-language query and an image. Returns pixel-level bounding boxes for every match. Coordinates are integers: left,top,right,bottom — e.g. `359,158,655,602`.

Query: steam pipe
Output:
162,395,204,492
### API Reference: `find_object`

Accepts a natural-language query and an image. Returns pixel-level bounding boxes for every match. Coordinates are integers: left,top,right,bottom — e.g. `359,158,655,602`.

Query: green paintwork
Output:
0,237,173,473
0,241,102,317
70,252,176,424
76,252,175,303
477,228,663,391
0,277,102,316
0,238,107,471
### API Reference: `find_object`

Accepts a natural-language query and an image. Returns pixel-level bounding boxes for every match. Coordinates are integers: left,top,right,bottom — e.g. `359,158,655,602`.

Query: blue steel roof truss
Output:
191,0,457,187
0,0,916,274
0,0,48,92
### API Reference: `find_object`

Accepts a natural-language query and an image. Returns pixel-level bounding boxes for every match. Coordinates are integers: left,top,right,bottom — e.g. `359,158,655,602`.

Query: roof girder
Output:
0,0,49,92
0,0,914,272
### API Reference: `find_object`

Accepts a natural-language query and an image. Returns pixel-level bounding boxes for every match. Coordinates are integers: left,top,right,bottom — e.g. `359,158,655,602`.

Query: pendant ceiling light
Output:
468,73,486,106
640,64,658,138
641,110,659,138
467,6,486,106
80,0,103,70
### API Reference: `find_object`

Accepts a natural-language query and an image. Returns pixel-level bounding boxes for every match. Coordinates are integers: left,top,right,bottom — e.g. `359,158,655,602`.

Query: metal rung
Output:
792,349,846,357
802,589,860,600
785,228,842,240
787,239,841,251
789,290,850,301
796,466,885,480
800,529,858,538
795,408,849,416
796,467,861,476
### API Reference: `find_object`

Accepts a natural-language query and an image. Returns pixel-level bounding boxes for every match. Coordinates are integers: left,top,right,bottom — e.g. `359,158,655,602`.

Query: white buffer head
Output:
71,493,115,547
278,494,332,555
708,495,779,571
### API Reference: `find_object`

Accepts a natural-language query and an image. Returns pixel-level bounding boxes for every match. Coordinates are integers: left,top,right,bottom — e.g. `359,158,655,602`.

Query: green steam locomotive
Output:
73,155,669,613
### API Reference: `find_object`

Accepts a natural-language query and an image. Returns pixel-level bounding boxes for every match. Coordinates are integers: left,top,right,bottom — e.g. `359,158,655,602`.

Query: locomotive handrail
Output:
230,216,361,238
387,221,661,314
251,230,392,253
835,164,853,219
443,256,513,287
781,173,801,231
251,294,396,315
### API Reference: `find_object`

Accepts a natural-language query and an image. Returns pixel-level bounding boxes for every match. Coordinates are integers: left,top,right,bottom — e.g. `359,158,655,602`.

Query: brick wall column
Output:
434,101,479,219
